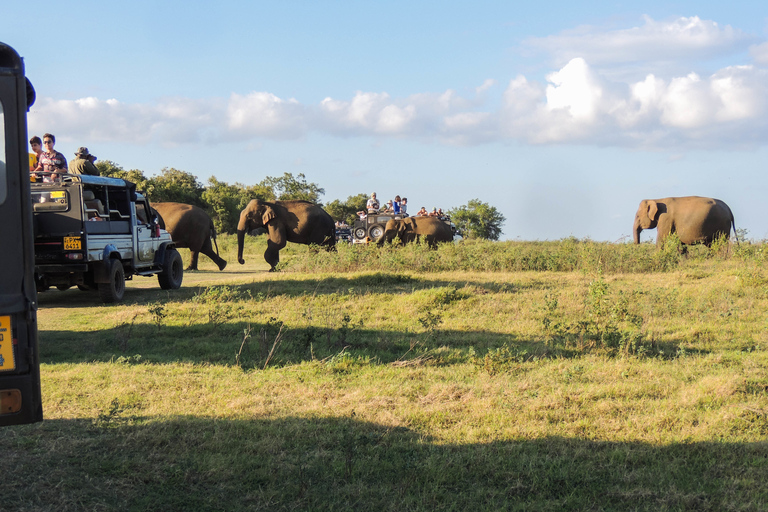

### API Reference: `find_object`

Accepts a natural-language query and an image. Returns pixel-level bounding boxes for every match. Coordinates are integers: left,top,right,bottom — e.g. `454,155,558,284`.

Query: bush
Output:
283,238,685,274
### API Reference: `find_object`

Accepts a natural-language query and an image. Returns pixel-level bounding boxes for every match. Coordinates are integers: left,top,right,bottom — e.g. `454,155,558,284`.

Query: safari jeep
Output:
351,212,458,244
31,175,183,302
351,212,407,244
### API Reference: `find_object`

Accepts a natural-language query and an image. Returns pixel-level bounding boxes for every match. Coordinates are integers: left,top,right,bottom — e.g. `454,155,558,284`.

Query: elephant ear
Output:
648,201,659,221
262,206,277,225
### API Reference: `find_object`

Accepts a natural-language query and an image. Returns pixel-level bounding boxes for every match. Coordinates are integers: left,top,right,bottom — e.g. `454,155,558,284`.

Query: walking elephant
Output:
633,196,737,248
379,216,453,249
237,199,336,271
152,202,227,271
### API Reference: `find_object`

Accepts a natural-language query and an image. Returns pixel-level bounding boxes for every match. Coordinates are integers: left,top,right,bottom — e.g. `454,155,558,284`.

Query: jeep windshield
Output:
31,189,69,212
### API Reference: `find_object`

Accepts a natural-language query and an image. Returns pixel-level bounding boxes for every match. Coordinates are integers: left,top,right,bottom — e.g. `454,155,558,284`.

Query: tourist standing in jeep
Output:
68,147,100,176
32,133,67,181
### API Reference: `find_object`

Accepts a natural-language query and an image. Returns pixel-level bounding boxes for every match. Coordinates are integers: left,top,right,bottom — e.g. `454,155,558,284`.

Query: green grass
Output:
2,236,767,511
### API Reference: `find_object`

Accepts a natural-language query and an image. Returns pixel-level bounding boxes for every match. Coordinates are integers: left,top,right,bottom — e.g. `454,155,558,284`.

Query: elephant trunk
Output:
634,223,642,244
237,229,246,264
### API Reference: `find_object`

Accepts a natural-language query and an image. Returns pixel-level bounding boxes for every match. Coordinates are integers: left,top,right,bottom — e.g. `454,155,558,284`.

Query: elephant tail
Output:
210,219,222,256
731,217,739,244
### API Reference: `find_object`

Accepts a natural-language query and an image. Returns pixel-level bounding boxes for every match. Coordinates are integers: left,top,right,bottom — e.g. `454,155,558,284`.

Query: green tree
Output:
95,160,151,191
201,177,246,235
148,167,205,206
259,172,324,203
202,177,277,234
243,182,276,203
448,199,505,240
325,193,368,225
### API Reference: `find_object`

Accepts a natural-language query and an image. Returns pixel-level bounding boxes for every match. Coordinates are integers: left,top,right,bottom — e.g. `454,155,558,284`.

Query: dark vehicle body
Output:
0,42,43,425
335,227,352,244
32,175,183,302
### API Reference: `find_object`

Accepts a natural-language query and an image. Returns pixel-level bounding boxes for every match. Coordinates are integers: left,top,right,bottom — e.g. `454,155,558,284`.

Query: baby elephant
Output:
152,202,227,271
633,196,736,248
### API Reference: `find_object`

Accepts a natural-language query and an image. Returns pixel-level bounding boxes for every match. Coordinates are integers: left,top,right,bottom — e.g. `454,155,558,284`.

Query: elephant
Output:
152,202,227,271
237,199,336,271
633,196,737,248
379,216,454,248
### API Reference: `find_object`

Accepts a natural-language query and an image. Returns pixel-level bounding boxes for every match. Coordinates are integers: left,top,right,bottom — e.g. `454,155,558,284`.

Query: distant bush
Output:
284,238,694,274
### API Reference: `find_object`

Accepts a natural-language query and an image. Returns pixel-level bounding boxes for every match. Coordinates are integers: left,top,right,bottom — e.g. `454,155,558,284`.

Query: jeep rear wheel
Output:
98,259,125,303
158,248,183,290
369,224,385,242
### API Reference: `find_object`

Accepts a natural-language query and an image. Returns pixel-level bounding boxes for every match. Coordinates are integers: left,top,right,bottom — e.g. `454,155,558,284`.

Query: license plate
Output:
0,316,14,371
64,236,82,250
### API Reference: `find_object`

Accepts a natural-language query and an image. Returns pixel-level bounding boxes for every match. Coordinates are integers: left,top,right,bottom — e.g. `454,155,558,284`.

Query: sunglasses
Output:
43,140,53,144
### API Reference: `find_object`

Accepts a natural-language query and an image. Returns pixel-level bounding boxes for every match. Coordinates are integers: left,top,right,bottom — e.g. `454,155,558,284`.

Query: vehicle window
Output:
31,189,69,211
0,101,6,205
107,188,131,218
135,202,149,224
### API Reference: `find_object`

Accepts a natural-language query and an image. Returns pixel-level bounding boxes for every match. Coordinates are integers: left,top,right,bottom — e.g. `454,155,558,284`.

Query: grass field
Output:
3,235,767,511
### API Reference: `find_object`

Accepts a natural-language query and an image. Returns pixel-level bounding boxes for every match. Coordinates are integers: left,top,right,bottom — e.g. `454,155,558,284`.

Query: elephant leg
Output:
187,251,200,271
201,239,227,271
323,238,337,252
264,239,285,271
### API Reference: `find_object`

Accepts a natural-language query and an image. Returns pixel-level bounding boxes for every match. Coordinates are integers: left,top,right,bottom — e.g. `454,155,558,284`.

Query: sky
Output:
3,1,767,241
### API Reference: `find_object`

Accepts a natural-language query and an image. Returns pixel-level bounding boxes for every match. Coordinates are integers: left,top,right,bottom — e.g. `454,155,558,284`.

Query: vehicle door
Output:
134,200,157,264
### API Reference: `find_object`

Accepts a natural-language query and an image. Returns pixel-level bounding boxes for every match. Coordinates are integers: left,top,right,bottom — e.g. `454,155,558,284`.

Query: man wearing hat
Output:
68,147,100,176
366,192,380,213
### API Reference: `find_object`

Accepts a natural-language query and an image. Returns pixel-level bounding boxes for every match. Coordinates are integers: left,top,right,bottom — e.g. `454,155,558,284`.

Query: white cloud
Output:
710,66,765,122
319,92,417,135
227,92,306,139
659,73,717,128
749,41,768,65
29,59,768,151
476,79,497,94
29,96,229,146
26,16,768,153
545,58,603,121
523,15,756,68
497,57,768,147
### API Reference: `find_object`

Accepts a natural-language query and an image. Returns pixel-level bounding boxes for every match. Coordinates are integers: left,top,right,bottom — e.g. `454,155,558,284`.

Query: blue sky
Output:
3,1,767,240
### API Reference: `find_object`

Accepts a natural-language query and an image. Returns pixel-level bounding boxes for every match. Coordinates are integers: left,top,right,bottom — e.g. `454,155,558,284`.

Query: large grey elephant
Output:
633,196,737,248
237,199,336,271
379,216,453,249
152,202,227,271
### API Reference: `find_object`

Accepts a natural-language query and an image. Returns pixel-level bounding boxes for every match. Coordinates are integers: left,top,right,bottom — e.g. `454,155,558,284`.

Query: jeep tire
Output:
98,259,126,303
369,224,385,242
158,248,183,290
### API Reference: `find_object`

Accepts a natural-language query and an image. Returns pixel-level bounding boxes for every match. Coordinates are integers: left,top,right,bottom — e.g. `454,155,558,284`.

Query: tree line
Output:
95,161,505,240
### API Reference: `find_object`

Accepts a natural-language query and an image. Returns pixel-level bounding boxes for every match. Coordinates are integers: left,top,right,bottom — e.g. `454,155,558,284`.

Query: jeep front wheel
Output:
98,259,125,303
158,248,184,290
